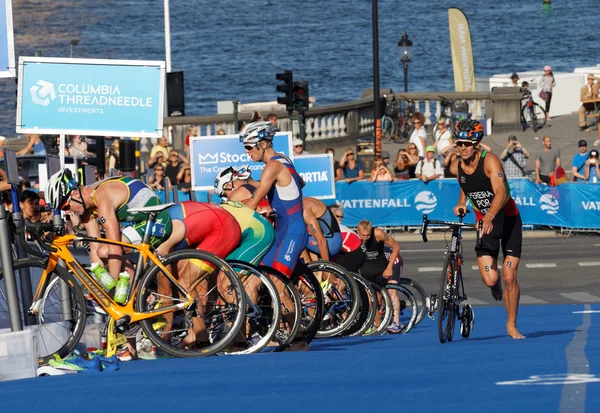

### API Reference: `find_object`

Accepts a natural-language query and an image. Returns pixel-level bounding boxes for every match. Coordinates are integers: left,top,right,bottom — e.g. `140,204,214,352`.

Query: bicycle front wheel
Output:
382,116,396,143
0,258,87,364
397,278,428,326
438,255,457,343
291,262,324,344
343,273,377,337
136,249,246,358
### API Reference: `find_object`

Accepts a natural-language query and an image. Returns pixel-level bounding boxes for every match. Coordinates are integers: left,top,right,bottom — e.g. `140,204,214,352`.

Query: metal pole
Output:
299,113,307,146
164,0,172,73
11,207,35,326
0,205,23,331
59,134,65,169
403,58,409,93
372,0,382,158
233,100,239,133
70,43,73,59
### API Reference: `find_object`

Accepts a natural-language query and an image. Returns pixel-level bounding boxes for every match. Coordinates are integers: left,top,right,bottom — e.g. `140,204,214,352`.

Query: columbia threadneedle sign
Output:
16,57,165,137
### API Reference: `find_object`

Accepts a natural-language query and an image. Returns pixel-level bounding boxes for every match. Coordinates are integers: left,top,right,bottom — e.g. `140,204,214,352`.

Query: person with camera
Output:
583,149,600,183
393,144,419,179
500,135,530,178
370,153,395,182
339,148,364,182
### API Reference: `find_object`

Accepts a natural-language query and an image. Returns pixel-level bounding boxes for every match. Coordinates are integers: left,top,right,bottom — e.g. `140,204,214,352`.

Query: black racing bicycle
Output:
420,209,480,344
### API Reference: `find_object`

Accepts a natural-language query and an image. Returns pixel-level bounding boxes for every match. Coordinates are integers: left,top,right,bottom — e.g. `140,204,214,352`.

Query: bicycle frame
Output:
30,232,195,324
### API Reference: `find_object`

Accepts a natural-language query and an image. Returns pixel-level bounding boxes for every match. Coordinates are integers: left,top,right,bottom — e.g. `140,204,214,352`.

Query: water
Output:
1,0,598,138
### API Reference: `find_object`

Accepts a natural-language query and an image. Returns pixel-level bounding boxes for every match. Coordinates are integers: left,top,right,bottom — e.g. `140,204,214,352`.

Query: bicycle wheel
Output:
308,261,360,338
365,282,393,336
220,261,281,355
533,103,547,128
438,255,457,343
382,116,396,143
291,262,324,344
343,273,377,337
397,117,413,143
136,249,246,357
385,283,417,334
0,258,87,364
258,265,302,352
397,278,427,326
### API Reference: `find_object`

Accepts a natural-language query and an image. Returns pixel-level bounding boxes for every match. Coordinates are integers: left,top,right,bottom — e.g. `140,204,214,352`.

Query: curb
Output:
391,230,562,242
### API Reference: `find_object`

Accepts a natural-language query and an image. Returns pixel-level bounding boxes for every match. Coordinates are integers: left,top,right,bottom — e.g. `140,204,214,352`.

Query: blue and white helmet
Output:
234,164,252,181
239,121,276,145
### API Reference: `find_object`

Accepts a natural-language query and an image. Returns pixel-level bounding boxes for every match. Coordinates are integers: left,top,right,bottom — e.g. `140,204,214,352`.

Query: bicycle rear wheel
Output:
382,116,396,143
0,258,87,364
221,260,281,355
397,278,427,326
258,265,302,352
365,282,393,336
291,262,324,344
385,283,417,334
308,261,360,338
136,249,246,357
438,255,457,343
343,273,377,337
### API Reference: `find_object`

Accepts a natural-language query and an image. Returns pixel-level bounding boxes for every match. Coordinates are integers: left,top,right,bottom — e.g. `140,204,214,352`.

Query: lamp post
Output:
372,0,382,159
70,38,79,58
397,32,413,93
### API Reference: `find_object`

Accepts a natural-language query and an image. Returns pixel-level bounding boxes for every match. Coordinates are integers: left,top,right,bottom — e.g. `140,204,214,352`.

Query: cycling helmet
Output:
510,72,519,80
234,164,252,181
239,121,276,145
454,119,485,142
45,168,78,210
214,167,235,198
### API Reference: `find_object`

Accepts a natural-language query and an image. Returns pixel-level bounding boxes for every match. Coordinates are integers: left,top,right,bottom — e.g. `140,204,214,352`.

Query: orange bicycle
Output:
0,204,246,362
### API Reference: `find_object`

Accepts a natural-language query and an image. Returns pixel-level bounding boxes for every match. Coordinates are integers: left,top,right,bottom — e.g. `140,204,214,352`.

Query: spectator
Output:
584,149,600,183
67,135,92,159
19,190,41,222
17,134,46,155
293,138,309,156
415,146,444,183
539,65,556,121
433,117,453,160
267,113,278,129
149,136,170,167
216,128,226,135
579,74,599,132
176,164,192,192
339,148,364,183
500,135,530,178
328,204,344,225
572,140,590,181
106,139,120,171
443,143,460,177
165,150,186,185
184,126,198,159
250,111,262,123
370,154,394,182
535,135,561,185
326,148,343,181
510,73,520,87
0,167,10,191
0,136,5,158
409,112,427,158
148,164,171,191
393,144,419,179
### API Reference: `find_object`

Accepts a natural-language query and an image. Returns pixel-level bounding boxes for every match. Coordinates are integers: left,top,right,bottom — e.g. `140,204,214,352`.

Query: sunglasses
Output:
456,141,475,148
244,145,256,151
335,214,344,219
409,147,417,150
155,168,164,171
414,120,421,124
295,145,303,148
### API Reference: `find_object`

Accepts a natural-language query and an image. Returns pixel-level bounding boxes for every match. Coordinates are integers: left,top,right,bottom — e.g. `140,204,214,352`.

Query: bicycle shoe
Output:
460,304,474,338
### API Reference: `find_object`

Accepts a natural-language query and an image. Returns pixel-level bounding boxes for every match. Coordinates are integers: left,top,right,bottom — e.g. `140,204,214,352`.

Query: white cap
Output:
293,138,303,147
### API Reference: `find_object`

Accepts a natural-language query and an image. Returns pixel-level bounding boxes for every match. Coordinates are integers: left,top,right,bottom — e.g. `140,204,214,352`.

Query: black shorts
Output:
475,213,522,260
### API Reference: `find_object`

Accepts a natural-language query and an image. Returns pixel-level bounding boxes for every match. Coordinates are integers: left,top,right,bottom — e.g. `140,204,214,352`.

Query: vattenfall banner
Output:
16,57,165,137
448,8,476,92
0,0,14,78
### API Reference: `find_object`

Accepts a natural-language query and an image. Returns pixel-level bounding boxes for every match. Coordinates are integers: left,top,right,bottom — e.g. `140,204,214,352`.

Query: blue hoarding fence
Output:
293,154,335,199
333,179,600,229
17,57,165,137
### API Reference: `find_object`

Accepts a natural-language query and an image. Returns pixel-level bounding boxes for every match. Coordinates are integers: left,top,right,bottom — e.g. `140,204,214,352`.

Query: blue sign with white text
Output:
294,154,335,199
335,179,600,229
17,57,165,137
0,0,14,78
190,132,292,190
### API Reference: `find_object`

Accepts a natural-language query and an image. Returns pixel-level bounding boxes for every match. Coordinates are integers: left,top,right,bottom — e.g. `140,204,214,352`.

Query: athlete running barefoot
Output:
449,119,525,339
240,121,309,350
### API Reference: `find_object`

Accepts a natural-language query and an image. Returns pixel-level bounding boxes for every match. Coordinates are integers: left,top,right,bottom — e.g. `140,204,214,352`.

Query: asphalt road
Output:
399,234,600,306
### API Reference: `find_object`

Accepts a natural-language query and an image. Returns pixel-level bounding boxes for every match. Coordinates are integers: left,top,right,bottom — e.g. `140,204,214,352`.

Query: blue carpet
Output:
1,304,599,413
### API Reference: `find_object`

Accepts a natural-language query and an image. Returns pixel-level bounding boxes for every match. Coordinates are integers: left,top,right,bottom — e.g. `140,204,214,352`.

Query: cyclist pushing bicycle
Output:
449,119,525,339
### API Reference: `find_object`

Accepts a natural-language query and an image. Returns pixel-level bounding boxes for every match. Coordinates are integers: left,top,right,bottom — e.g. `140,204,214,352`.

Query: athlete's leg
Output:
502,255,524,339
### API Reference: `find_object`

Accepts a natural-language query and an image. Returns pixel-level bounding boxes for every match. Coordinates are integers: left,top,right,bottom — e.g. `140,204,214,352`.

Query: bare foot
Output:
507,325,525,339
287,340,309,352
490,279,503,301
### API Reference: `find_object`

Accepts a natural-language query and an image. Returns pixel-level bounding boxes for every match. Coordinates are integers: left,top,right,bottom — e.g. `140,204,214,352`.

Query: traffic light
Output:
293,80,310,112
276,70,294,114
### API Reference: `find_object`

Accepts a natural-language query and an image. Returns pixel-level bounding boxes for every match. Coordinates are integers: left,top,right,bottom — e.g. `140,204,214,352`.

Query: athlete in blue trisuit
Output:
239,121,309,350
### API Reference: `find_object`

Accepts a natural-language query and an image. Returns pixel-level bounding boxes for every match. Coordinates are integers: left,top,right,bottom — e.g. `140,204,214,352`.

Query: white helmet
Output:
239,121,276,145
234,164,252,181
214,167,235,198
45,168,78,210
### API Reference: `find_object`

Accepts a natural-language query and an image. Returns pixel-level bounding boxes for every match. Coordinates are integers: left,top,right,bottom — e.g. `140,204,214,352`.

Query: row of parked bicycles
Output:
0,204,433,364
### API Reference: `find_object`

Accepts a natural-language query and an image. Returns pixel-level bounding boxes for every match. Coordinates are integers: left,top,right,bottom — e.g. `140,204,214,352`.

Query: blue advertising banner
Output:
294,154,336,199
16,57,165,137
335,179,600,229
0,0,14,78
190,132,292,190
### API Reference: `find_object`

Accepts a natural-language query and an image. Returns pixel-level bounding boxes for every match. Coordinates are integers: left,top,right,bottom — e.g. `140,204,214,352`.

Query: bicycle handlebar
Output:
421,208,483,247
17,220,56,256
